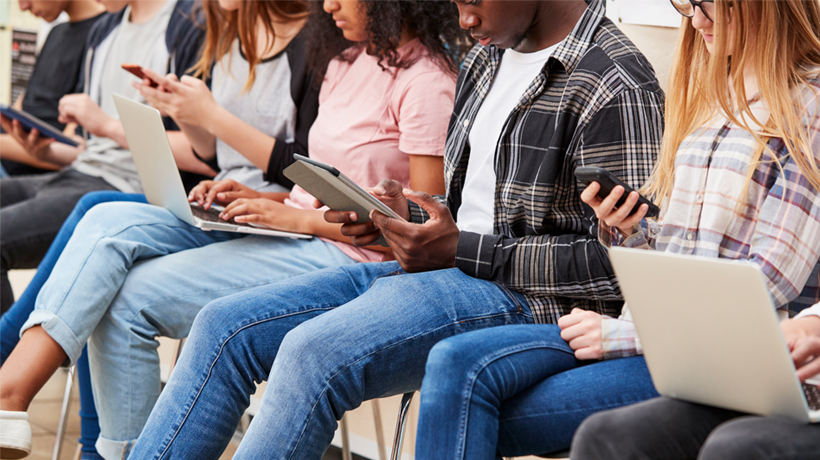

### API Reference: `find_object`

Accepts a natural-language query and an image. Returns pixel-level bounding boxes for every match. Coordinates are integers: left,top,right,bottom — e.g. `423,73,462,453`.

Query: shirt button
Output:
463,119,470,128
686,232,694,241
695,193,701,201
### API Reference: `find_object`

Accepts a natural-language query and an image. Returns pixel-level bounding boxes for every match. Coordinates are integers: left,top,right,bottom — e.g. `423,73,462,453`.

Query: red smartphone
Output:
122,63,159,88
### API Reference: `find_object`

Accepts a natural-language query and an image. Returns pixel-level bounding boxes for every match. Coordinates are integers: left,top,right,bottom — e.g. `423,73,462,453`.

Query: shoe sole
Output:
0,446,30,459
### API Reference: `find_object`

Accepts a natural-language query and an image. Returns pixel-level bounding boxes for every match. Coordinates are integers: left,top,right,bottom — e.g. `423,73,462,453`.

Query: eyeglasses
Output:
670,0,716,22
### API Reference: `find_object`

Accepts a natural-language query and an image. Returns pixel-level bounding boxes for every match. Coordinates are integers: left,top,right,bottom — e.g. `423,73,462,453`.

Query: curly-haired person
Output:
121,0,664,459
0,0,470,458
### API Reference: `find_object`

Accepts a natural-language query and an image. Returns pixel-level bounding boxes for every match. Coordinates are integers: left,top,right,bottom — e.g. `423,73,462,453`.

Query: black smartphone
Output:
574,166,659,219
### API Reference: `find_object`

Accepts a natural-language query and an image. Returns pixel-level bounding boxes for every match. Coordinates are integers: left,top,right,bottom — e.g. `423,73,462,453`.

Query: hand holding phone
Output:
575,166,659,219
122,64,159,88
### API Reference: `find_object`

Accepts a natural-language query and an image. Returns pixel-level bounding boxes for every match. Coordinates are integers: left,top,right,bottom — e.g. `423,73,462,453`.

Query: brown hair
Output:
191,0,309,91
644,0,820,211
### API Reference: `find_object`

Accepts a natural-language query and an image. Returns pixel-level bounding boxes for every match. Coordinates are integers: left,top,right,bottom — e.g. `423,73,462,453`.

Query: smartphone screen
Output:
122,64,159,88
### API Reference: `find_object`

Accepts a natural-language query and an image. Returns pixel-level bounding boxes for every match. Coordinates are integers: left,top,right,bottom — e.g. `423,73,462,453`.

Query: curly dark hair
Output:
305,0,473,85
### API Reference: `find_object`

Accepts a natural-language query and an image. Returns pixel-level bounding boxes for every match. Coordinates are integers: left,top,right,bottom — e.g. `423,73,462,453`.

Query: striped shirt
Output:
601,77,820,358
407,0,664,324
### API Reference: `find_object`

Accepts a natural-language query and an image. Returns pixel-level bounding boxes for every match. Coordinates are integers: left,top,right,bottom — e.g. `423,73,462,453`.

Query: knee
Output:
699,420,761,460
73,203,127,235
571,410,640,459
276,325,330,376
423,337,478,388
189,298,241,340
74,191,120,214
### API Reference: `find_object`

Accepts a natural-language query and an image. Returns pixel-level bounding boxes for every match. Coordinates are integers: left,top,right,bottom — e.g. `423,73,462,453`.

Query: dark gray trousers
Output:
572,396,820,460
0,168,117,313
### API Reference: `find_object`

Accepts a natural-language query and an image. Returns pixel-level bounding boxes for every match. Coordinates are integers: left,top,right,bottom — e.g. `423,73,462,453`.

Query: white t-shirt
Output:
457,44,557,234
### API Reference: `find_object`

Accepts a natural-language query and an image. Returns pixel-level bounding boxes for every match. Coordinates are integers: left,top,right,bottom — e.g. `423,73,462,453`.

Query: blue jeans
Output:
0,191,146,460
414,325,659,460
16,201,357,460
128,262,534,460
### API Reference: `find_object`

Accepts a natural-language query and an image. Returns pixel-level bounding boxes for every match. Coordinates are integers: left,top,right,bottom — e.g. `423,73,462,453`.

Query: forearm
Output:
203,105,274,172
42,142,83,167
166,131,217,177
100,119,129,148
0,135,60,170
260,192,290,203
299,209,388,253
177,120,217,161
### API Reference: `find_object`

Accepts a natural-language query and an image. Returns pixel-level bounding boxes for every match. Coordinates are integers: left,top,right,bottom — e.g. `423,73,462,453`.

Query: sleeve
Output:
796,303,820,320
395,70,455,157
263,38,321,189
598,218,659,249
600,305,644,359
454,88,665,302
191,149,219,172
743,101,820,307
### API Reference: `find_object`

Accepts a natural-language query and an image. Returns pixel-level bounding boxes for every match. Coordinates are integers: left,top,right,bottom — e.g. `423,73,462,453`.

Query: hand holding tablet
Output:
284,154,405,247
0,106,79,147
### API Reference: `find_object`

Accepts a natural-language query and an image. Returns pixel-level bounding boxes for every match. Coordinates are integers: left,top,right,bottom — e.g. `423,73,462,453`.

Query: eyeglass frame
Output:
670,0,716,22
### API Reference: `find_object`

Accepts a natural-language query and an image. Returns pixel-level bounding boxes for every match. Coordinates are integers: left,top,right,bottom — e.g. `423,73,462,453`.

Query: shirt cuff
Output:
601,316,643,359
796,303,820,320
455,231,498,280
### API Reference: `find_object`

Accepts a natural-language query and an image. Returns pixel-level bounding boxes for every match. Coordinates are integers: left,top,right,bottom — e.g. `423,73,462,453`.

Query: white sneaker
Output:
0,410,31,459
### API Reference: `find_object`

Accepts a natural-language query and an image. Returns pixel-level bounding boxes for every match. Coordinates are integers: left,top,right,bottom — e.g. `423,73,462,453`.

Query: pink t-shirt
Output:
286,39,455,263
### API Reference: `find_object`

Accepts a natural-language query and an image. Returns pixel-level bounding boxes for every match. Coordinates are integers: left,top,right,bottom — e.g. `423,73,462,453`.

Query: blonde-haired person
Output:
570,0,820,459
412,0,820,458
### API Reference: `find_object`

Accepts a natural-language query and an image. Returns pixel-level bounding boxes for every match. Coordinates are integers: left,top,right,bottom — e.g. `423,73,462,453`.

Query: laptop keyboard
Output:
803,383,820,411
190,205,233,224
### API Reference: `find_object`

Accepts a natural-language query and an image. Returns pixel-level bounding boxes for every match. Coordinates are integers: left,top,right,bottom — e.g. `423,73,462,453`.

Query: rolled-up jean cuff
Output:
96,435,135,460
20,311,85,365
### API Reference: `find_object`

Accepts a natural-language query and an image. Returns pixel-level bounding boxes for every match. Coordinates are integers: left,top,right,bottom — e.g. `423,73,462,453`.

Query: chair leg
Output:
52,366,75,460
339,415,352,460
239,412,251,436
167,338,186,376
389,392,415,460
371,399,387,460
71,442,83,460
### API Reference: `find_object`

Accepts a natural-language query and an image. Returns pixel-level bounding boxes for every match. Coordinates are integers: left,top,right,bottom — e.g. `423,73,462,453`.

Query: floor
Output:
25,368,234,460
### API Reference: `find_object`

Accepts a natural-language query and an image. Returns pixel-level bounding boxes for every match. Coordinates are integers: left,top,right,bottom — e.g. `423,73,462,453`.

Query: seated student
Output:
0,0,315,456
572,310,820,460
417,0,820,458
0,0,460,457
126,0,664,459
0,0,105,178
0,0,212,314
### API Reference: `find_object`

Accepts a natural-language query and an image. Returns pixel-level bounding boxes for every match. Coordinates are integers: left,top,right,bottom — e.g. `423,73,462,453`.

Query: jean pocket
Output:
492,282,532,317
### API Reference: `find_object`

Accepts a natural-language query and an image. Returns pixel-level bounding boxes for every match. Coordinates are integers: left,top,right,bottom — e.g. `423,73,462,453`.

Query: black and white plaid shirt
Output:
409,0,665,324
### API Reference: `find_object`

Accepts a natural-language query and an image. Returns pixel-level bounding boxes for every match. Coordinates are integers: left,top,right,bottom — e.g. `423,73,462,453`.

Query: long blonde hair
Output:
190,0,309,92
643,0,820,210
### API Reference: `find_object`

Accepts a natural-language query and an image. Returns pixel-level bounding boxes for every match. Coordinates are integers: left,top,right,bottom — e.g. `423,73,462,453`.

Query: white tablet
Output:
283,154,405,246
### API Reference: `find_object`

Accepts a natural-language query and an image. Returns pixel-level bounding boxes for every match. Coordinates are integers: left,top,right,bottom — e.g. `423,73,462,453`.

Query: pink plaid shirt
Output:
600,78,820,358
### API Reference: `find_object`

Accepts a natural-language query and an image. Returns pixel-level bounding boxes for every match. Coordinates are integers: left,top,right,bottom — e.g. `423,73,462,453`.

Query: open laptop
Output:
608,247,820,423
112,94,310,239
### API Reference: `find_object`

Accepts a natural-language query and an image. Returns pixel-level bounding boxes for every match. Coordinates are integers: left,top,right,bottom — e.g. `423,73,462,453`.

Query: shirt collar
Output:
485,0,605,75
549,0,605,75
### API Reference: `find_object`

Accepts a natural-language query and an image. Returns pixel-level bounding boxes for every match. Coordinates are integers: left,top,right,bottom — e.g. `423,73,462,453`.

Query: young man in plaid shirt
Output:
127,0,665,456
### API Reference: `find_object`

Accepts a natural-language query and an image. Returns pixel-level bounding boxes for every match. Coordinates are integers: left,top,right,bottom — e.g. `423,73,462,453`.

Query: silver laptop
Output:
112,94,310,240
608,247,820,423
